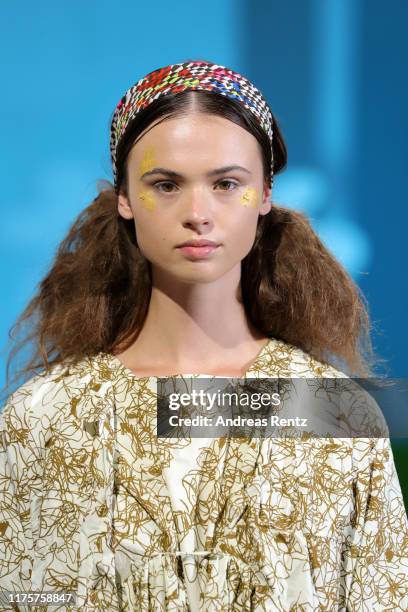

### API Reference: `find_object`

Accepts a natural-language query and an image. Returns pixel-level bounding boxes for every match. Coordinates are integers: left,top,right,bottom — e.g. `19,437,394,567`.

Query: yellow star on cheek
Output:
240,187,258,208
138,190,156,211
140,147,156,175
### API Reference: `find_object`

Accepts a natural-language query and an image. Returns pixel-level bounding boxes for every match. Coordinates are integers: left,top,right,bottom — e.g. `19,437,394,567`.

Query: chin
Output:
174,269,225,284
162,263,229,285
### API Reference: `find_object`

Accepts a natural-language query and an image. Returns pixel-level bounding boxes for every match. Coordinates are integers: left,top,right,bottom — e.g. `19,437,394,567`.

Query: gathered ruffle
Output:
111,537,321,611
122,551,279,611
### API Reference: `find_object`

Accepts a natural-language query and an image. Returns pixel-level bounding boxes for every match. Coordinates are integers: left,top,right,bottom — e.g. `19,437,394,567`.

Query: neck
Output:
116,267,268,373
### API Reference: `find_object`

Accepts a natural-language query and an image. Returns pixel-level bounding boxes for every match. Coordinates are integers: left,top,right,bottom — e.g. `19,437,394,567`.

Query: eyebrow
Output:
140,165,252,180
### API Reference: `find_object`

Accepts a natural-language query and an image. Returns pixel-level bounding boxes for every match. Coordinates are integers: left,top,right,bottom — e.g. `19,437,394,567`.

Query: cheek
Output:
228,214,259,254
133,217,168,255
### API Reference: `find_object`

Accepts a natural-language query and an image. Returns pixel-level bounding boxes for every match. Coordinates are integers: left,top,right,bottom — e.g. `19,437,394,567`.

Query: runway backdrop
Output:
0,0,407,507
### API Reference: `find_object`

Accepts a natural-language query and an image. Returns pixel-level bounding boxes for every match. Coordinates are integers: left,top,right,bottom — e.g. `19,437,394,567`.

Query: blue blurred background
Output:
1,0,407,506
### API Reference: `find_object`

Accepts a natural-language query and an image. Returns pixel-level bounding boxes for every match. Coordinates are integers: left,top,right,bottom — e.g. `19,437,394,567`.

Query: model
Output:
1,60,407,611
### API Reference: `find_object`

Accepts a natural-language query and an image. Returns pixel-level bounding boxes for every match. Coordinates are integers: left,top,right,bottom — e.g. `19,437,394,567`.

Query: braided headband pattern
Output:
110,61,274,189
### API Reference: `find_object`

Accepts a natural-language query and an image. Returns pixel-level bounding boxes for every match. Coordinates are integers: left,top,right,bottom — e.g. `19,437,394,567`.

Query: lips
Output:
176,242,220,259
176,239,219,247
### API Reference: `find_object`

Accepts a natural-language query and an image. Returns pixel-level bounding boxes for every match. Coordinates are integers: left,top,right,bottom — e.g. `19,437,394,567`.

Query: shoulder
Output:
261,337,349,378
0,353,114,427
261,337,389,437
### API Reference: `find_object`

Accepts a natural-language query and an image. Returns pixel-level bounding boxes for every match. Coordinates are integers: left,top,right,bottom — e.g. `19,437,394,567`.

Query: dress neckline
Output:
100,337,276,382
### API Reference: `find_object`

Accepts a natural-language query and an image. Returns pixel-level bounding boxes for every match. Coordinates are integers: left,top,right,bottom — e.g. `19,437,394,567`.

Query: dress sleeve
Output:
0,380,39,604
340,436,408,611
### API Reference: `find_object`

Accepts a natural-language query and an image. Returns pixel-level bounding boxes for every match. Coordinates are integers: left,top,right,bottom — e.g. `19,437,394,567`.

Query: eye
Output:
216,179,239,191
153,181,178,193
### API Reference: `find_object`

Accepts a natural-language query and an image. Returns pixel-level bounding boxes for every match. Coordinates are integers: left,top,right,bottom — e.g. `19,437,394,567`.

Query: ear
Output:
118,191,134,220
259,182,272,216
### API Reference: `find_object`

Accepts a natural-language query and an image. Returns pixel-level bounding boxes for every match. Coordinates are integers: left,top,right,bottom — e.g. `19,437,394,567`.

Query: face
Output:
118,112,272,285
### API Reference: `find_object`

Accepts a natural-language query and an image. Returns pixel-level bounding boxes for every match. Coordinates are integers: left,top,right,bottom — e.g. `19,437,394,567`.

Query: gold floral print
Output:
239,187,258,208
0,337,407,611
138,190,156,211
139,147,156,176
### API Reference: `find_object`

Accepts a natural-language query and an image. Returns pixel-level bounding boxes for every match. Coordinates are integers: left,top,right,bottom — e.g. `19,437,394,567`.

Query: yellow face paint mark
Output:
140,147,156,175
138,190,156,211
240,187,258,208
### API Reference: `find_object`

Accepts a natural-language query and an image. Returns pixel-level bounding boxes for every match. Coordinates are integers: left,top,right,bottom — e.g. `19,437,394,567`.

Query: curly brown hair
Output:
1,89,378,402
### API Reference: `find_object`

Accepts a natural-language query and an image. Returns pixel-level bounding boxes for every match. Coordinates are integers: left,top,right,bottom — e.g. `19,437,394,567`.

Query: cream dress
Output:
0,337,407,610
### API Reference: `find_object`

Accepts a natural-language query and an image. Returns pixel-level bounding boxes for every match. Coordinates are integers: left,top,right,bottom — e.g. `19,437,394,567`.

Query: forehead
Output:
128,113,261,166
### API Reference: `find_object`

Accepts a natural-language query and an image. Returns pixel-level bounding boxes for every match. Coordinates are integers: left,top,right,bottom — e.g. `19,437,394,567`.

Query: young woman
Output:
1,60,407,611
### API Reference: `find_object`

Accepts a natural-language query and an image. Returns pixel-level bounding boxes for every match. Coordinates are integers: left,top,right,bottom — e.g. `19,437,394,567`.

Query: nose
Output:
181,186,214,231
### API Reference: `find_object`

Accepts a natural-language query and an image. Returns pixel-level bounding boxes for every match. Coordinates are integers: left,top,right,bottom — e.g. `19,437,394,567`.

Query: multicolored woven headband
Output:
110,60,274,190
